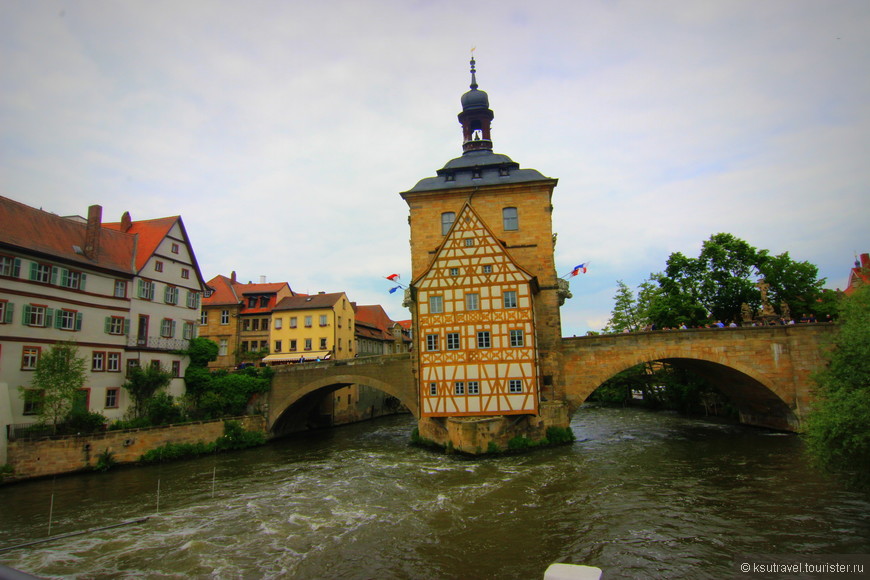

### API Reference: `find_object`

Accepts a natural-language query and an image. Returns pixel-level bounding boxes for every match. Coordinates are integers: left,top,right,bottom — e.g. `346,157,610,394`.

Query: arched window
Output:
441,212,455,235
503,207,518,231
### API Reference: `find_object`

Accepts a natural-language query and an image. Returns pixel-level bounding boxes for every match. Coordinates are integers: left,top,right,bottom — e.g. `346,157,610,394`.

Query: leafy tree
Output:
20,342,87,432
604,280,642,333
123,364,174,419
185,337,219,367
803,285,870,488
651,233,824,326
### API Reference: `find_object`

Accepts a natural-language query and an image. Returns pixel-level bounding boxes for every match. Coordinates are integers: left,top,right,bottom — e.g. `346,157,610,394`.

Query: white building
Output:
0,196,207,463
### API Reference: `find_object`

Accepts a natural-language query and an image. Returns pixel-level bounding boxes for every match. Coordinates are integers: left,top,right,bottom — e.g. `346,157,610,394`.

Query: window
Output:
289,339,297,351
290,317,298,328
447,332,460,350
275,340,282,352
441,212,455,235
138,280,155,300
160,318,176,338
105,388,120,408
426,334,439,351
172,360,181,377
429,295,443,314
274,318,282,329
477,331,491,349
60,269,85,290
186,291,199,309
107,352,121,372
57,309,81,331
219,339,228,356
454,382,465,395
468,381,480,395
182,322,194,340
22,346,40,370
510,329,524,347
150,360,161,371
0,300,13,324
429,383,437,396
449,267,459,277
126,359,140,376
199,310,208,325
464,238,475,247
503,291,518,309
304,338,312,351
114,280,127,298
242,319,251,331
483,265,492,274
240,341,248,353
171,243,180,254
220,310,230,325
22,389,43,415
30,263,53,284
23,304,49,327
251,319,259,331
181,268,190,279
0,255,21,277
92,352,106,372
503,207,519,231
465,293,479,311
319,337,328,350
105,316,127,335
337,316,341,328
509,379,523,393
154,260,164,272
262,318,269,331
305,316,312,328
259,296,269,308
164,286,179,305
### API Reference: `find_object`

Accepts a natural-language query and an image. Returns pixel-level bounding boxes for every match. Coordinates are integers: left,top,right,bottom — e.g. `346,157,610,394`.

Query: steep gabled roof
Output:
413,202,535,289
102,215,178,272
203,274,242,306
0,195,135,273
845,253,869,295
240,282,290,295
355,304,397,341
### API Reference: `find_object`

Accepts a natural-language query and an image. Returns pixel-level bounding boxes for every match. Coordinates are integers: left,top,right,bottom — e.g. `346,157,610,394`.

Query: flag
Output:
570,263,587,276
385,274,400,281
389,285,401,294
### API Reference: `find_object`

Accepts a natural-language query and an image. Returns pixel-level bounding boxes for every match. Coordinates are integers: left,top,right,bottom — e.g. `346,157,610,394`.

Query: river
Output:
0,406,867,579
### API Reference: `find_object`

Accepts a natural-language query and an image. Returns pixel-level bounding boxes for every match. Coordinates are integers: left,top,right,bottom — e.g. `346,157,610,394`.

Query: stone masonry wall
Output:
6,415,266,482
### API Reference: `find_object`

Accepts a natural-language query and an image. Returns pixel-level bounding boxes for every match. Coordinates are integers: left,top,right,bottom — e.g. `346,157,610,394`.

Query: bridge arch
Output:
267,354,418,435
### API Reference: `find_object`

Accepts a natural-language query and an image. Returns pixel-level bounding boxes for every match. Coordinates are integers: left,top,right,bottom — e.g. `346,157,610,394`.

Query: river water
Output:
0,406,867,579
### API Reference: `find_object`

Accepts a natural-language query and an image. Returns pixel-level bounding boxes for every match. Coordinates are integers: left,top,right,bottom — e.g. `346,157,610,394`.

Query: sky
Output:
1,0,868,335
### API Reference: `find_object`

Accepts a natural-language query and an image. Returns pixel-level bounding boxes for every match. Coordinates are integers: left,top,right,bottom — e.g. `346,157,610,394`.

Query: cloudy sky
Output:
2,0,868,335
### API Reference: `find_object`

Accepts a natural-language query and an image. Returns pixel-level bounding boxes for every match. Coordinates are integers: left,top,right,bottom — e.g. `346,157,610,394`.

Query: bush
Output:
546,426,576,445
65,409,107,434
146,392,185,426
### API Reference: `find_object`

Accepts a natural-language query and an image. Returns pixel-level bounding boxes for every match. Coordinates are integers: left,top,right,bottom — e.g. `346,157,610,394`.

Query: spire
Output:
458,53,494,153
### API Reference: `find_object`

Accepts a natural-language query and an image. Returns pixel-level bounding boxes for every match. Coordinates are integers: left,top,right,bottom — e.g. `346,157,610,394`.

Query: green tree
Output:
604,280,642,333
185,337,219,367
20,342,87,432
803,285,870,488
652,233,824,326
123,364,174,419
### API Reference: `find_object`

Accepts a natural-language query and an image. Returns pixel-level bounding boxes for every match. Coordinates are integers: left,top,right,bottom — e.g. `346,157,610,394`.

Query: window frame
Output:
510,329,524,347
503,290,518,309
476,331,491,349
503,207,519,231
426,334,439,351
441,212,456,235
21,346,41,370
446,332,460,350
465,293,480,311
509,379,523,393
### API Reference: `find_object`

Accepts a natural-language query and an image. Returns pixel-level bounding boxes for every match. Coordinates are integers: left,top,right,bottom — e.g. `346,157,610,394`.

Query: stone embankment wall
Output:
5,415,266,482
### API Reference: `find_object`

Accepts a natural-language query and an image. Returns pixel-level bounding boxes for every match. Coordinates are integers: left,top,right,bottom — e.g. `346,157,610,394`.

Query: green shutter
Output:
104,316,111,334
75,312,83,331
59,268,68,287
22,304,31,324
124,319,131,335
50,267,58,285
45,308,54,328
29,262,37,281
12,258,21,278
137,279,144,298
4,302,13,324
80,273,87,290
55,311,63,329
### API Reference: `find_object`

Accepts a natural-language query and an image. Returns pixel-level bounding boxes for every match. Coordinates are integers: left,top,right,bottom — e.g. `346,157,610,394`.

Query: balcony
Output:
128,336,190,351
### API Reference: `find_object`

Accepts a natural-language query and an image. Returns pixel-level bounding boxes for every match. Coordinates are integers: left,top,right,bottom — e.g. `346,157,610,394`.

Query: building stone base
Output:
416,401,570,454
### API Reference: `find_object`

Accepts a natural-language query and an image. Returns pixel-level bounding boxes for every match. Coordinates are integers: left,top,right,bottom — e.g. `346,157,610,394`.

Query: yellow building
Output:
265,292,355,364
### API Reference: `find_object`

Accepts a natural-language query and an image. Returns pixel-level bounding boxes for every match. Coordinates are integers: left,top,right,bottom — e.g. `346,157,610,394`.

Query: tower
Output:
400,58,570,452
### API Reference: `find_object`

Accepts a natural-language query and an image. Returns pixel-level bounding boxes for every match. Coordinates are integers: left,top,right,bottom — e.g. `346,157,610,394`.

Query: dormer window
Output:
499,166,509,177
445,172,455,182
472,167,482,179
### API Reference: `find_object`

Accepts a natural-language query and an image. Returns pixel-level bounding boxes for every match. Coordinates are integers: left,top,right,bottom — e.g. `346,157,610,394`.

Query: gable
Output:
415,203,533,291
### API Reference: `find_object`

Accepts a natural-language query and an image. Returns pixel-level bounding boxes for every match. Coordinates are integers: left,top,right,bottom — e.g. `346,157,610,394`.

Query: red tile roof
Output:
845,253,869,295
102,215,178,272
0,195,135,273
274,292,345,311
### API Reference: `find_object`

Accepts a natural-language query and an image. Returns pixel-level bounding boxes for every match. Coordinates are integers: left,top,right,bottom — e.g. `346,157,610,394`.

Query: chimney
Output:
84,205,102,259
259,275,266,284
120,211,133,233
231,271,237,283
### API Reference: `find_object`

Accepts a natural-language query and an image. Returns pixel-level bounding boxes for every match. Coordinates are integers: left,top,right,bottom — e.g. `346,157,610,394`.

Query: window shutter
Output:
55,311,63,329
13,258,21,278
164,286,171,303
75,312,83,331
124,318,130,335
59,268,68,286
29,262,37,281
45,308,54,327
171,319,177,337
137,279,144,298
4,302,12,323
51,267,59,285
80,273,87,290
104,317,111,333
22,304,31,324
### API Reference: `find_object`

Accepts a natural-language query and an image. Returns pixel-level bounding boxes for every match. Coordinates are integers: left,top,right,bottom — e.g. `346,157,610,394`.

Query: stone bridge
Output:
267,324,835,433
